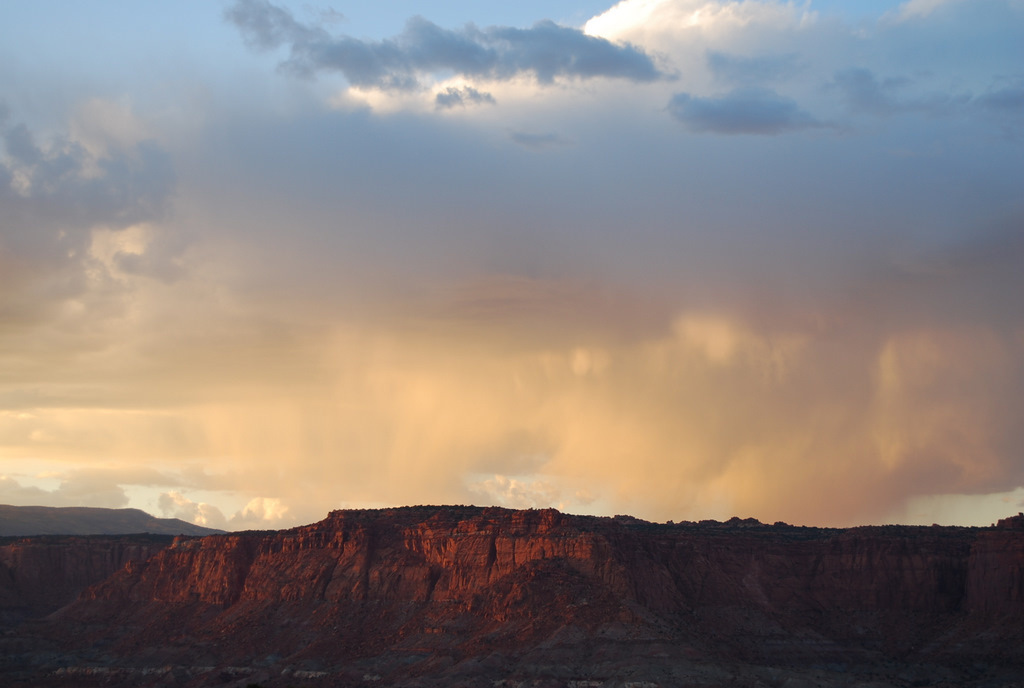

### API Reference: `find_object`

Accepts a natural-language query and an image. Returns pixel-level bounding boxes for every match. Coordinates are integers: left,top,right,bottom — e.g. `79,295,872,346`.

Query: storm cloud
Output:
2,0,1024,530
226,0,663,90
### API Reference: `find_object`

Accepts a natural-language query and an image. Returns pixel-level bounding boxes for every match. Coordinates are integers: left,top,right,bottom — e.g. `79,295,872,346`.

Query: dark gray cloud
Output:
705,51,801,85
435,85,496,109
226,0,663,90
225,0,321,51
668,88,824,135
831,68,970,117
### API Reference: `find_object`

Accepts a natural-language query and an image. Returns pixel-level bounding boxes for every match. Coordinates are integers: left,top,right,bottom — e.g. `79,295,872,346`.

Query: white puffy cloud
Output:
468,474,563,510
230,497,292,529
158,491,228,529
584,0,813,43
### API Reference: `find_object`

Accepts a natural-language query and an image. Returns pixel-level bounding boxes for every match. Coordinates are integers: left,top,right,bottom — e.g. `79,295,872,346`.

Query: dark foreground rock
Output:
3,507,1024,687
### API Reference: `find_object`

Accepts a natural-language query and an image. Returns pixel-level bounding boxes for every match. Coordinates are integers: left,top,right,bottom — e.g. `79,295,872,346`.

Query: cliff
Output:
0,534,176,625
5,507,1024,687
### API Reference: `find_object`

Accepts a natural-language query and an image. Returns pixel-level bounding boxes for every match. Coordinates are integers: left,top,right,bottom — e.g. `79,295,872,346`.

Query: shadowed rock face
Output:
4,507,1024,687
0,534,176,625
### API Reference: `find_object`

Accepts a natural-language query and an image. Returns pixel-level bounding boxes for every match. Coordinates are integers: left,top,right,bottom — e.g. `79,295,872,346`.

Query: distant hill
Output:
0,505,223,536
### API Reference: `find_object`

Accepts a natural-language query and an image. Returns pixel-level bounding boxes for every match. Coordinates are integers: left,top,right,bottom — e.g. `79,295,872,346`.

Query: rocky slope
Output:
4,507,1024,687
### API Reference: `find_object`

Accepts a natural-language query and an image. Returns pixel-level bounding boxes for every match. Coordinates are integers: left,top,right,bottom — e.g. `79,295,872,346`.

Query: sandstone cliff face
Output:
81,508,983,617
7,508,1024,688
0,534,175,624
965,513,1024,615
82,507,635,621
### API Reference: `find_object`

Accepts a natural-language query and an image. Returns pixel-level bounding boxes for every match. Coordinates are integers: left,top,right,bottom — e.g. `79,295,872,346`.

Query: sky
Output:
1,0,1023,531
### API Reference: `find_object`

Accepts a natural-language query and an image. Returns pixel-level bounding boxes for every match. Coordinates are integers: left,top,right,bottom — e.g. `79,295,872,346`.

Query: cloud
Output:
158,491,228,529
831,68,911,114
0,468,177,509
230,497,291,529
889,0,970,21
508,131,570,149
705,50,801,85
585,0,812,40
1,119,173,229
50,472,130,508
468,474,561,510
831,67,969,117
977,83,1024,112
584,0,815,63
667,87,825,134
5,0,1024,532
69,98,152,156
225,0,320,51
0,476,50,503
435,85,496,109
0,112,176,332
976,78,1024,134
226,0,664,90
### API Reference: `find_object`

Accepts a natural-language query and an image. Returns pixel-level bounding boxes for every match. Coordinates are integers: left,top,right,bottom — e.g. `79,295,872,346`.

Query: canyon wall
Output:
0,534,175,624
6,507,1024,687
80,507,999,615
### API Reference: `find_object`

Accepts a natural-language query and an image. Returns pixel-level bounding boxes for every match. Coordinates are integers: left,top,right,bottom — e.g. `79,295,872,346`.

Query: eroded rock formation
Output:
4,507,1024,687
0,534,175,625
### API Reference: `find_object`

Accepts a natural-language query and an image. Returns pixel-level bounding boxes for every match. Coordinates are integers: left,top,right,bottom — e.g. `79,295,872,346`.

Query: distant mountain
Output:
0,505,223,536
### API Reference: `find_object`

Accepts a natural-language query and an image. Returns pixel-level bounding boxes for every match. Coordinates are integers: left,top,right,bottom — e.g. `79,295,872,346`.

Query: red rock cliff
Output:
14,507,1024,686
83,507,985,616
0,534,175,624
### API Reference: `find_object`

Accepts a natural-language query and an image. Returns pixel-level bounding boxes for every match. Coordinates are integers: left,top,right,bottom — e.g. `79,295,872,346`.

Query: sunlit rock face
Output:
5,507,1024,686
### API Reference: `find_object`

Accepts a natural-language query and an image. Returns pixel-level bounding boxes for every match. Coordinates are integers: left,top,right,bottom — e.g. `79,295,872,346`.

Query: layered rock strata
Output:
0,534,175,625
4,507,1024,687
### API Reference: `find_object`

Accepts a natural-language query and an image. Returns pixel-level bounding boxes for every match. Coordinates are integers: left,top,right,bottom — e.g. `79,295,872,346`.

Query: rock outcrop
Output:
0,534,175,625
4,506,1024,687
